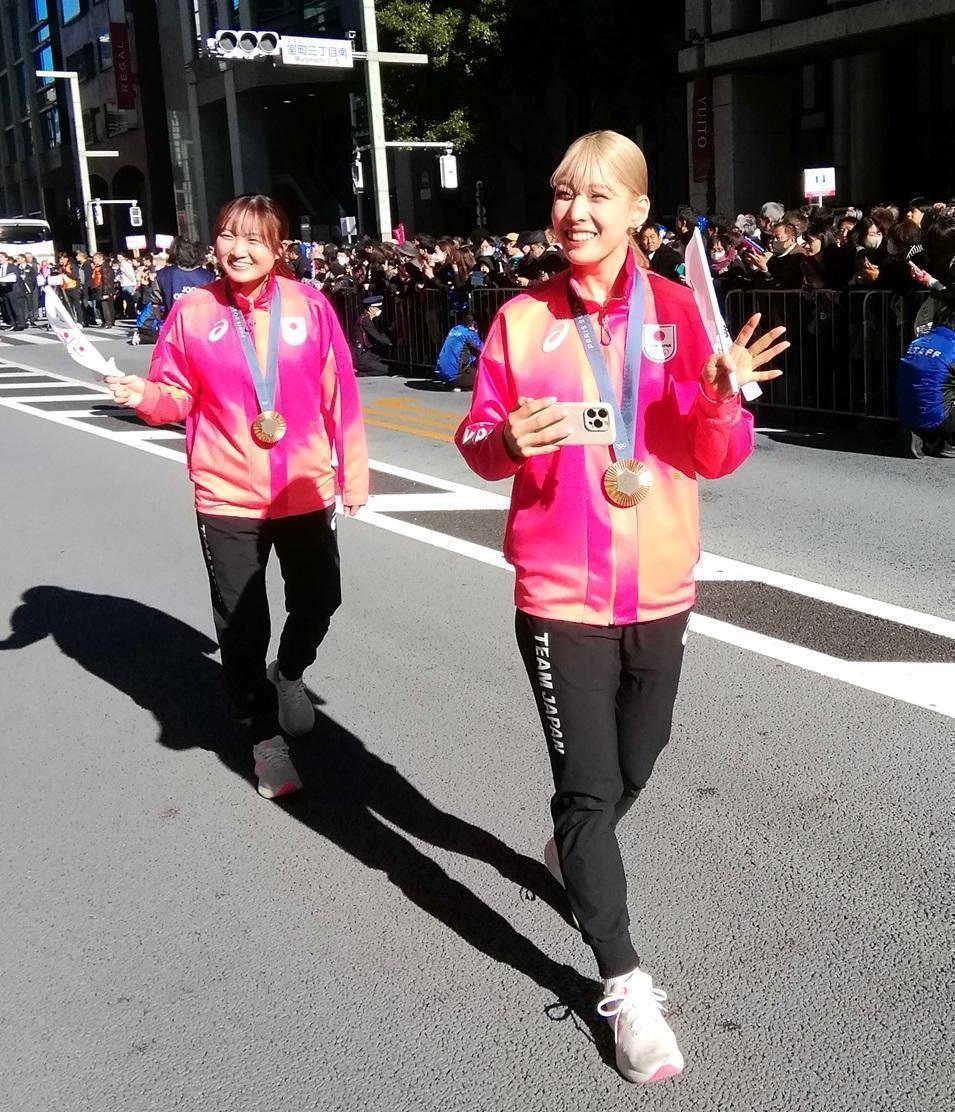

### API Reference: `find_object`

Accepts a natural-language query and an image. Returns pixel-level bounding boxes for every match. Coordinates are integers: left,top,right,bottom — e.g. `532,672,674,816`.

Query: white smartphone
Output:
560,401,617,446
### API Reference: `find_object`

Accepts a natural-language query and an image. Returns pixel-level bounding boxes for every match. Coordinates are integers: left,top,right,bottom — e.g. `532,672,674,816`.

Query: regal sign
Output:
110,22,136,110
692,78,713,184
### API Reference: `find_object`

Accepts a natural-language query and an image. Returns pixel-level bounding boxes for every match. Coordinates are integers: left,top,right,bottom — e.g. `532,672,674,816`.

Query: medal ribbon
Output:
567,270,645,460
228,282,283,414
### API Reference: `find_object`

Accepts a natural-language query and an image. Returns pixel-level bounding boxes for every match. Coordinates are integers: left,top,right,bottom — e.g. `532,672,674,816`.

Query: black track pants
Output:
197,507,341,742
515,608,690,979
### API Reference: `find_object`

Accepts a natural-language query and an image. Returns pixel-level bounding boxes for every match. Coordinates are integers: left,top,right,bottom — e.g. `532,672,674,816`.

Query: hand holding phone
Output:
559,402,617,445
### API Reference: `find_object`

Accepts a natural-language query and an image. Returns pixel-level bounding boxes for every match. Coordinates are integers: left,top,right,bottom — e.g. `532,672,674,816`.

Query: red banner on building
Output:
110,22,136,110
692,78,713,184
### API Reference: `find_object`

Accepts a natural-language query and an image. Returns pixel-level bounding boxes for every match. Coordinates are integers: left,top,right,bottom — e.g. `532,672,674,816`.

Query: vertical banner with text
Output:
110,23,136,110
692,78,713,184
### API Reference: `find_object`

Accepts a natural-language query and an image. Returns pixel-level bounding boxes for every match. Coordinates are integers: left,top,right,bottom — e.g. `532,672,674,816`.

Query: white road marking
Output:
367,492,508,513
4,394,111,403
1,390,951,717
697,552,955,639
357,508,508,570
368,458,510,504
0,381,97,390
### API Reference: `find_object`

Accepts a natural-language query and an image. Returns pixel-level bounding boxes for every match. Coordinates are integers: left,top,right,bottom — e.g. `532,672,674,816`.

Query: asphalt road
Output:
0,326,952,1112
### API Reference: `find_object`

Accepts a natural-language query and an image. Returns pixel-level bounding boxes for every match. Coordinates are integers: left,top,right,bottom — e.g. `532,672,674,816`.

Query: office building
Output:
680,0,955,215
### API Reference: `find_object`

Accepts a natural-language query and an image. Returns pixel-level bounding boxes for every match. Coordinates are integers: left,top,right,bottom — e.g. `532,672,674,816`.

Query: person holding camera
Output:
456,130,786,1087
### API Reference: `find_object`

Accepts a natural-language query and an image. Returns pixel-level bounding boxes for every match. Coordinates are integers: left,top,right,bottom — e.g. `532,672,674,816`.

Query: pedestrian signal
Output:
129,206,143,228
208,30,281,59
91,202,104,226
351,156,364,193
439,154,458,190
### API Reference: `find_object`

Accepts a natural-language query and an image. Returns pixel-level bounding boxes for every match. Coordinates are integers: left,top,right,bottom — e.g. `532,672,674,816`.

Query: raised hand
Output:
701,313,787,401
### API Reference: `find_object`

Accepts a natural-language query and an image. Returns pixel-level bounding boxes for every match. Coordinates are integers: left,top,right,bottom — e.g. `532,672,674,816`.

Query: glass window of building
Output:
31,1,49,24
41,106,60,147
34,44,54,83
60,0,84,24
97,32,111,71
15,65,26,116
0,78,10,127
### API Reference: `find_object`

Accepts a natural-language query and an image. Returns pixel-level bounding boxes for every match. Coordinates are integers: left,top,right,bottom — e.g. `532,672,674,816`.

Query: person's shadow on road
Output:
0,585,612,1063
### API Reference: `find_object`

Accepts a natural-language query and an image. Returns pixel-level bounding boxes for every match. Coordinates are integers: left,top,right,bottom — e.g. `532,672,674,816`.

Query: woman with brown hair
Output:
105,195,368,799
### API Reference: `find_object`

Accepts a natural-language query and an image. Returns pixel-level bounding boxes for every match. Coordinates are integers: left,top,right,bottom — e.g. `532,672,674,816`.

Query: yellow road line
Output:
363,409,461,433
365,401,461,425
363,416,454,443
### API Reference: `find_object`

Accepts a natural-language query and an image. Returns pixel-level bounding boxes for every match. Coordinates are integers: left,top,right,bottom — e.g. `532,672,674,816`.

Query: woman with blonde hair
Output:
456,131,785,1085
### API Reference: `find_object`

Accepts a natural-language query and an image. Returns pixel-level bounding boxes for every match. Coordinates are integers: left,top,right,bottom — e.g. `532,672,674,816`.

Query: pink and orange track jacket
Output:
136,274,368,519
455,255,754,625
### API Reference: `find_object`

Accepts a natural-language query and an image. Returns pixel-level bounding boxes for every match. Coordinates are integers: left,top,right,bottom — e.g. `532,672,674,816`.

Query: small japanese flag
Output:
683,228,761,401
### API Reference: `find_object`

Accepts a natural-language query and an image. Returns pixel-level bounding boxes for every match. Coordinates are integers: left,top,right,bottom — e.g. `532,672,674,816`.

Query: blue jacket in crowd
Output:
435,322,483,383
896,323,955,430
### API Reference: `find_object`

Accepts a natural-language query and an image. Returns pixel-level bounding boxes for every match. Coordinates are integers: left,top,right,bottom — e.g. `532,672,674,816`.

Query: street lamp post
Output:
35,70,120,253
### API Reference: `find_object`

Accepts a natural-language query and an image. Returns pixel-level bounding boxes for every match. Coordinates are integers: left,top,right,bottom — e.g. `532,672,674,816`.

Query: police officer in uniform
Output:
351,294,392,376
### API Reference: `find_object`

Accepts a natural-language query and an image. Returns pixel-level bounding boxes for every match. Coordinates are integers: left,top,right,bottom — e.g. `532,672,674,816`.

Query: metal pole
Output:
360,0,393,237
67,73,96,253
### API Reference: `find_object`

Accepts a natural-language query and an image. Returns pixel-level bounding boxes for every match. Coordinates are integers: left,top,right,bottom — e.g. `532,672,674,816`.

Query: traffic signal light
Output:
129,205,143,227
208,30,281,59
91,202,104,226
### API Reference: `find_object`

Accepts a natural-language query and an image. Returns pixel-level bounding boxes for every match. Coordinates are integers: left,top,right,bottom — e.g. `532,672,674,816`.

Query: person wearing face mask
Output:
103,194,369,800
351,293,392,375
741,221,804,288
848,218,887,286
456,129,787,1087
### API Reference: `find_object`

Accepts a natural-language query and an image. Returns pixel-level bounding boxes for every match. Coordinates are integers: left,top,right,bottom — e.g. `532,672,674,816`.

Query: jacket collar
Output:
228,270,278,314
568,246,638,314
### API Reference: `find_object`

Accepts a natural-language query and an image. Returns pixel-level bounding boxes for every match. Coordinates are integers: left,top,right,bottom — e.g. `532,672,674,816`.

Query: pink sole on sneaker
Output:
645,1064,682,1083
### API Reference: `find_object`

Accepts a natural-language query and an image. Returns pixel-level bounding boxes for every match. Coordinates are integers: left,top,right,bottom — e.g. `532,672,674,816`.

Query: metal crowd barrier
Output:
724,288,929,420
329,281,927,419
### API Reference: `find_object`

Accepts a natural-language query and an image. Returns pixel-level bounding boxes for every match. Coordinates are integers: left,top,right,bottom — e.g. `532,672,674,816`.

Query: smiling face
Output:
551,176,649,271
549,133,650,273
215,222,282,289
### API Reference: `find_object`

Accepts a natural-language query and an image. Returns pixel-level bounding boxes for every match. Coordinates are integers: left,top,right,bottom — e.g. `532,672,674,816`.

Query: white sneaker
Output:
252,736,302,799
267,660,315,736
598,967,684,1084
543,837,579,929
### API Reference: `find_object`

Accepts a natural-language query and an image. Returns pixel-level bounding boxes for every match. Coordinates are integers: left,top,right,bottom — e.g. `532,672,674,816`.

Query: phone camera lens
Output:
586,408,597,419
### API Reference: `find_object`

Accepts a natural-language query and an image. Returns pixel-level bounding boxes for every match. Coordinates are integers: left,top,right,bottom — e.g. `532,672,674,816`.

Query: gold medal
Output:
603,458,653,507
251,410,287,446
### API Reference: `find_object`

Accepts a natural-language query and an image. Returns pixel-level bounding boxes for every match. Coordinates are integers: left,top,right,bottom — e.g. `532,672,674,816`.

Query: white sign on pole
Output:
125,234,148,250
280,36,354,68
439,154,458,190
803,166,836,199
155,234,174,250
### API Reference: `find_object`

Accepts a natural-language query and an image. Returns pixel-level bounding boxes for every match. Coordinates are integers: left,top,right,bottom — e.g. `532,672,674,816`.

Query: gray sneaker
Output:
252,736,302,799
267,660,315,737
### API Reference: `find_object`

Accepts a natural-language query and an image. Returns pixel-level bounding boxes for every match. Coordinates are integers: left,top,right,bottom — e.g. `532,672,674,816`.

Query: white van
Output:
0,218,55,263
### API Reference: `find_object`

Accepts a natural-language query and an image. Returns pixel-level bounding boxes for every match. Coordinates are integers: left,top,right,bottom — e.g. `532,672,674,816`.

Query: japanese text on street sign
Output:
280,36,353,69
803,166,836,199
